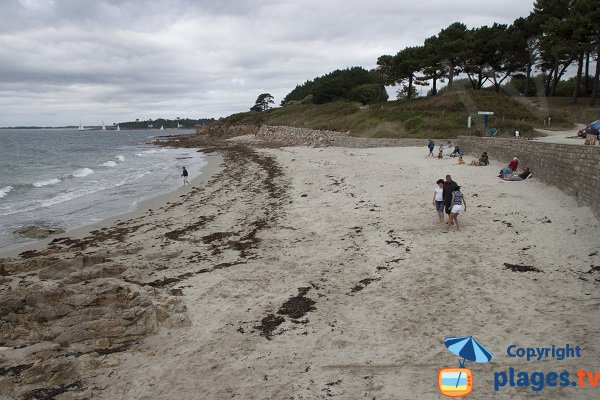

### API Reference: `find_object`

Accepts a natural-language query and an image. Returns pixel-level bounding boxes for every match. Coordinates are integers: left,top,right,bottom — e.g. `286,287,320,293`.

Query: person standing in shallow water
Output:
181,167,189,185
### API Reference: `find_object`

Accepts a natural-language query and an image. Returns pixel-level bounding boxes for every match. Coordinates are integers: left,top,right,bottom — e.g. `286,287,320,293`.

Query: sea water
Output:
0,128,208,251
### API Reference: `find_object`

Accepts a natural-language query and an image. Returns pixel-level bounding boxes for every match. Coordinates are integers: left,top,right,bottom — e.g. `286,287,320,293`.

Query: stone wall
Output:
256,125,429,148
196,124,260,138
457,136,600,218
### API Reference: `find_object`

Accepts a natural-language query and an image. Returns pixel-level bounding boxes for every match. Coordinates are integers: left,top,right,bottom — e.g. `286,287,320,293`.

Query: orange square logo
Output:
438,368,473,397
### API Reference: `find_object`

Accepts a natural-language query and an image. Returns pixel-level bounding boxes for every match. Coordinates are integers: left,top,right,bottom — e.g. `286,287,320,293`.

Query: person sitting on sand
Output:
498,167,513,179
470,152,489,166
445,141,454,156
443,185,466,232
502,167,532,181
481,152,489,165
498,157,519,178
458,156,465,165
433,179,445,223
450,146,461,157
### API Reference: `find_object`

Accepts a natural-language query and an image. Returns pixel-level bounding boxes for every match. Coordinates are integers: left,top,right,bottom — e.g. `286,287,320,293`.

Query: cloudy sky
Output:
0,0,535,126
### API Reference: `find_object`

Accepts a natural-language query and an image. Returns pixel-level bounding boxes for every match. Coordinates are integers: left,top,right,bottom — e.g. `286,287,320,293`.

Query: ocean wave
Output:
100,161,117,167
0,186,13,198
116,155,125,162
135,148,167,157
38,189,93,209
136,150,157,157
72,168,94,177
33,178,61,187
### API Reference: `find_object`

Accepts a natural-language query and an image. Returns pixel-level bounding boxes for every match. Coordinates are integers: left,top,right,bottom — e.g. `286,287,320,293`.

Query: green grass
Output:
220,91,598,139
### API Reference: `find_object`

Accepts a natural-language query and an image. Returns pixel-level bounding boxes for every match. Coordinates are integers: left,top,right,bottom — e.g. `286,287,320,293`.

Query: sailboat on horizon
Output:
160,125,164,131
116,124,120,131
78,122,85,131
101,120,106,130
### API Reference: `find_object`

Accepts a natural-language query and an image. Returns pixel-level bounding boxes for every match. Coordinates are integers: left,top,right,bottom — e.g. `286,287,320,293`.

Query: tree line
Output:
118,118,215,129
251,0,599,111
377,0,599,105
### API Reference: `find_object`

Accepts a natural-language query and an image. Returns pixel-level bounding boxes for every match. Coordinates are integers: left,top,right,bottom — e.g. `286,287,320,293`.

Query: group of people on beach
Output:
433,175,466,232
428,139,462,159
431,148,534,231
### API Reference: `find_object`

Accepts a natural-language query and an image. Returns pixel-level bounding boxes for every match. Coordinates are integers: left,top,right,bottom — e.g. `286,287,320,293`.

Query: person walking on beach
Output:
433,179,445,223
444,185,466,232
442,175,459,218
181,167,189,185
428,139,435,157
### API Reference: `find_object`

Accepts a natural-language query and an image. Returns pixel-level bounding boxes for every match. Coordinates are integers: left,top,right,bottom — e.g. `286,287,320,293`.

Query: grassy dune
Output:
224,91,598,139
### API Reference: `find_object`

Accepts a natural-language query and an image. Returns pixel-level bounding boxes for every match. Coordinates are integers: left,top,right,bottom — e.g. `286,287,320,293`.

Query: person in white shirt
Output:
433,179,445,223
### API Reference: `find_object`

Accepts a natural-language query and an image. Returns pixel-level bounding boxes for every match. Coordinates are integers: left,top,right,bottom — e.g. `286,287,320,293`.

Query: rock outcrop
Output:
0,253,189,399
13,226,66,239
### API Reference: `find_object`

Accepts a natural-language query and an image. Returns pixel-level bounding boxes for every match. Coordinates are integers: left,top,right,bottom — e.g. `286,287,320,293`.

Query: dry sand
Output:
2,144,600,399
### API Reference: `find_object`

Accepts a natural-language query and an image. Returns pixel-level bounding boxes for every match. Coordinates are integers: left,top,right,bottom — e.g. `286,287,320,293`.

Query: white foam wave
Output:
100,161,117,167
72,168,94,177
136,150,157,157
135,148,168,157
33,178,61,187
0,186,13,198
39,190,89,208
116,155,125,162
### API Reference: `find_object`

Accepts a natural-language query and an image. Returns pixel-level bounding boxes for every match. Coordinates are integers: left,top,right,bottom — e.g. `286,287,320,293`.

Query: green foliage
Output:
404,116,424,131
348,84,388,104
250,93,274,112
219,91,580,139
282,67,385,105
396,85,418,100
118,118,214,129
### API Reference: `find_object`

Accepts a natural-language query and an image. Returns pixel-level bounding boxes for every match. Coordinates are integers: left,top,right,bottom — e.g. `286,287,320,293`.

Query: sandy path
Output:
54,145,599,400
533,124,587,145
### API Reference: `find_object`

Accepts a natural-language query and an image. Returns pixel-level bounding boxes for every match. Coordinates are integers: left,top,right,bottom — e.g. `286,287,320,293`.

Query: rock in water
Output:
14,226,66,239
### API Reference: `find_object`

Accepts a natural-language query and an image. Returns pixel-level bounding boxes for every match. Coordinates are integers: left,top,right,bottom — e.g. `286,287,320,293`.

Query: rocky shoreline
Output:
0,140,288,399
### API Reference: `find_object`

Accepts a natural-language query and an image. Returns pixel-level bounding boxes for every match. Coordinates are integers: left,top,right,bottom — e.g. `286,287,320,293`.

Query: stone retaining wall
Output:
256,125,429,148
196,124,260,138
457,136,600,218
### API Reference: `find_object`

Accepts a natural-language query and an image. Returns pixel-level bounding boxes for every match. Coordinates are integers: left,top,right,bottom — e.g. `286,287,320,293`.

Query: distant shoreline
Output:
0,127,192,130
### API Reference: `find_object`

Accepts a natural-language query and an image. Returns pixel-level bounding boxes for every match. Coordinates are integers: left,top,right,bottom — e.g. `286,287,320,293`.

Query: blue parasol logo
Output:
438,336,493,397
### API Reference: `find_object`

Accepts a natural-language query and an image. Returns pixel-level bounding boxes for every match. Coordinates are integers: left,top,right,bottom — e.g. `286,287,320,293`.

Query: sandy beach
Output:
1,141,599,399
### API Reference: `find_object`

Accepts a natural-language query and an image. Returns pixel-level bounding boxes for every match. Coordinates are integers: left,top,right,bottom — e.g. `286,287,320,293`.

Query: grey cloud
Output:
0,0,535,126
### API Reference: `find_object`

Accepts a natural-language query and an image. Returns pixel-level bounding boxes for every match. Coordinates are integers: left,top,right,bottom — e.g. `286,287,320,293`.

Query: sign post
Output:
477,111,494,134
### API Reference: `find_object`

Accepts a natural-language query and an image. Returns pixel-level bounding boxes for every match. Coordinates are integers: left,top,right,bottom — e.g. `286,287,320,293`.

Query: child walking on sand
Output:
443,185,466,232
433,179,445,223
